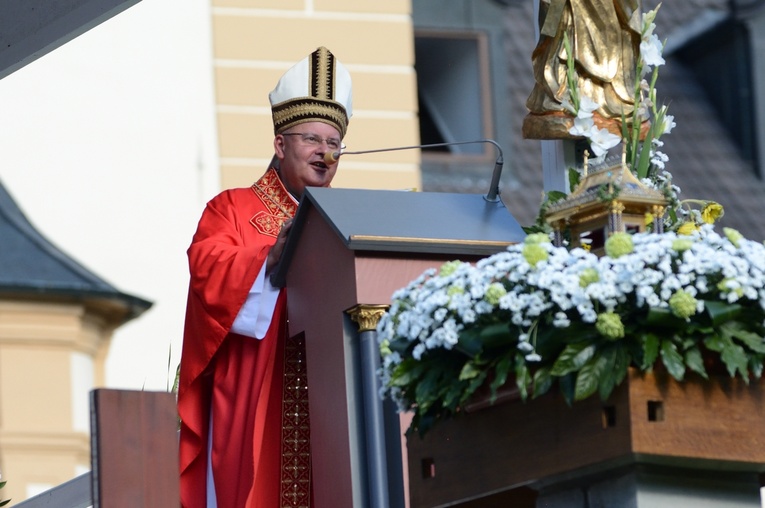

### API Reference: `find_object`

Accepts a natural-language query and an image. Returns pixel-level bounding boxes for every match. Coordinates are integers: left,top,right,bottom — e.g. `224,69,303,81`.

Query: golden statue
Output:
523,0,643,140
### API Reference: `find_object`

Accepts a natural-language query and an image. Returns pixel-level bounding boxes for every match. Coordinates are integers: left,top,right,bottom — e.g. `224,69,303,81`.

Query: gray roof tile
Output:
0,179,152,318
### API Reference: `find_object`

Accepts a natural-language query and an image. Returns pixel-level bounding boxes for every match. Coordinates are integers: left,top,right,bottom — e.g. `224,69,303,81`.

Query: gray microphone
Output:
324,139,505,202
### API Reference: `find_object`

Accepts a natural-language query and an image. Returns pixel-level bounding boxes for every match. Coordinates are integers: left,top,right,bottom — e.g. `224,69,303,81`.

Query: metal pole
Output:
359,327,391,508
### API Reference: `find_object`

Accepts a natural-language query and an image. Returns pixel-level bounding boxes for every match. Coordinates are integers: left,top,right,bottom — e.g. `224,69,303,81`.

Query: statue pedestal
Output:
536,464,761,508
405,369,765,508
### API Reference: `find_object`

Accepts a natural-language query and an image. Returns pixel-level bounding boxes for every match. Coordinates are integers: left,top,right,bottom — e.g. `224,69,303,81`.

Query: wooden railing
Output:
15,389,179,508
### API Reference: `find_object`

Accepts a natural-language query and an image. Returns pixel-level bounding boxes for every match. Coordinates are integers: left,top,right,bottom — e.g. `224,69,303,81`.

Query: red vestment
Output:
178,168,300,508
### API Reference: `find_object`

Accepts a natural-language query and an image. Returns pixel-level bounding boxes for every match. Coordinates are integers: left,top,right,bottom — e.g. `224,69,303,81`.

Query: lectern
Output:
271,187,526,508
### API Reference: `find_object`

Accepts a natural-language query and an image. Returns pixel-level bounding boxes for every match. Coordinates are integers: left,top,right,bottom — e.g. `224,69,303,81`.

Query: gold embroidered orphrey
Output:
249,168,310,506
250,168,299,237
280,333,311,508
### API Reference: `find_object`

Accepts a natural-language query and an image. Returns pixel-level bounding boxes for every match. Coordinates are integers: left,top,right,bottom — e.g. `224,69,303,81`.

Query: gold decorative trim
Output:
610,201,626,214
272,99,348,137
250,168,298,237
311,46,332,100
346,304,390,332
280,333,311,508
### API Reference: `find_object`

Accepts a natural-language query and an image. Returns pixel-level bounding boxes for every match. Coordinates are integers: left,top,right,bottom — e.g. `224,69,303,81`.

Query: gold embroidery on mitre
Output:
250,168,298,237
312,46,332,101
272,99,348,138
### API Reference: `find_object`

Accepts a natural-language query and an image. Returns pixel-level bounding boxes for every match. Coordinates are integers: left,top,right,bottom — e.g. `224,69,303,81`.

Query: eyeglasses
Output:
282,132,343,151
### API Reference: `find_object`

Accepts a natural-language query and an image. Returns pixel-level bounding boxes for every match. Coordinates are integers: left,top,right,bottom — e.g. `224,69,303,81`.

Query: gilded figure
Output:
523,0,643,139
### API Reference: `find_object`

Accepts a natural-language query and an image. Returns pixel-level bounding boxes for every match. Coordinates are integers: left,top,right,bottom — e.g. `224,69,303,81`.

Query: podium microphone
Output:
324,139,505,202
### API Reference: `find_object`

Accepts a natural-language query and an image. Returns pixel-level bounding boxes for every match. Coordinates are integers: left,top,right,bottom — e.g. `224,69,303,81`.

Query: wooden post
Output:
90,389,179,507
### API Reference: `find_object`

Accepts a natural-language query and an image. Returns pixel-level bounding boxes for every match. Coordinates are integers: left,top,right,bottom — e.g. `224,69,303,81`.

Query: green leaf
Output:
645,307,685,330
597,347,619,400
613,346,630,386
574,358,602,401
705,300,743,326
515,356,532,401
749,357,764,378
550,343,596,376
721,322,765,353
703,334,725,352
462,371,489,405
546,190,568,205
660,339,686,380
414,412,436,437
414,367,445,412
387,337,413,354
442,380,466,410
0,500,9,507
479,322,514,349
720,339,749,379
459,361,482,381
621,111,630,141
641,334,660,370
456,329,483,357
558,373,576,406
389,360,426,387
635,128,655,179
532,366,554,399
568,168,581,191
489,355,513,397
684,347,708,380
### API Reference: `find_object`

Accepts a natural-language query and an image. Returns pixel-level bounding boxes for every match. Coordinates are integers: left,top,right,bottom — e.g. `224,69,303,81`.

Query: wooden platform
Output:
406,369,765,508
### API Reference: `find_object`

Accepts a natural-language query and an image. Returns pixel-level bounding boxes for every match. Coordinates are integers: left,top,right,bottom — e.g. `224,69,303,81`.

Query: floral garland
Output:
377,228,765,434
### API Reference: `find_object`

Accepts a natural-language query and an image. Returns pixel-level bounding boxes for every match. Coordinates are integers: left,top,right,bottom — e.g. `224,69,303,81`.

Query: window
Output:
415,31,494,160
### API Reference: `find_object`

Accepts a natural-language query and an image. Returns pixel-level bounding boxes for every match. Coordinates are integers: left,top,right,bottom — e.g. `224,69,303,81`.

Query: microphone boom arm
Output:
326,139,504,202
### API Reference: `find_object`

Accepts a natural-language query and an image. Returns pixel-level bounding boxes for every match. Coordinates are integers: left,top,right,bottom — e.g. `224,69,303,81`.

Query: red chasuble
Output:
178,168,307,508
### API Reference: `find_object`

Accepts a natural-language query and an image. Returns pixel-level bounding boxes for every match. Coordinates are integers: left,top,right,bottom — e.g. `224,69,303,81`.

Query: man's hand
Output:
266,218,294,273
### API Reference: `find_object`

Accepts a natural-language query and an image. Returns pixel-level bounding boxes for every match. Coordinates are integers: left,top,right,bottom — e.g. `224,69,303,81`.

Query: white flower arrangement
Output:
377,228,765,434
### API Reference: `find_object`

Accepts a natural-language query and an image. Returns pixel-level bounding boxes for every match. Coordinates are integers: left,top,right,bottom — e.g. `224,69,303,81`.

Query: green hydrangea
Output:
523,244,549,267
596,312,625,340
484,282,507,306
605,232,634,258
524,233,551,245
439,260,463,277
716,278,744,298
723,227,743,248
672,238,693,252
579,267,599,287
379,339,392,357
669,289,698,319
447,285,465,297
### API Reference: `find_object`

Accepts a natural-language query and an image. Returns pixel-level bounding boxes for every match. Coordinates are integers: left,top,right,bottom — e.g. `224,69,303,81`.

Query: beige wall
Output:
0,300,113,501
0,2,421,502
211,0,421,192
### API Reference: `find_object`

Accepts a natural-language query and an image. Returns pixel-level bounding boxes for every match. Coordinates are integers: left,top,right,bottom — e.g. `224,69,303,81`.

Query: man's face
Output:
274,122,342,198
